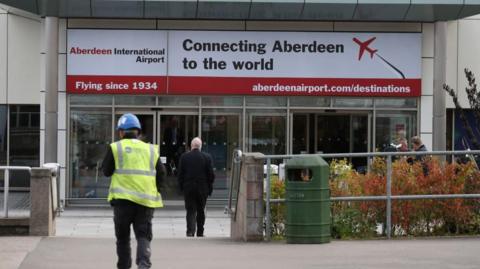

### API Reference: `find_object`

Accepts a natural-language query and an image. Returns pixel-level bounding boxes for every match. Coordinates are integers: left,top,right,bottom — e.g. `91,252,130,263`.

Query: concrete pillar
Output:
231,153,264,241
433,21,447,151
29,168,56,236
44,17,58,163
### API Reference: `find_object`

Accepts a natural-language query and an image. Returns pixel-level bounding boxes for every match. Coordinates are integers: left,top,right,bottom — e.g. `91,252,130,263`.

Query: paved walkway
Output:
56,207,230,238
2,208,480,269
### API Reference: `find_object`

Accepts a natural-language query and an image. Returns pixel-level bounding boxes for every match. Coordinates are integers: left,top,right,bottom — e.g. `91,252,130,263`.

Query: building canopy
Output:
1,0,480,21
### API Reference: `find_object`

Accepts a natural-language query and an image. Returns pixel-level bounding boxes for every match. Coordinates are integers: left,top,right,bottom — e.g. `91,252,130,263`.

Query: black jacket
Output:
102,140,166,202
414,144,428,161
177,149,215,196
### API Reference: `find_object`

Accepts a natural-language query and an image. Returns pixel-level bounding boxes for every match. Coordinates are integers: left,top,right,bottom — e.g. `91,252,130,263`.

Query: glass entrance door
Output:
291,112,370,169
159,114,198,200
316,114,369,169
249,115,286,155
201,114,240,199
114,113,156,143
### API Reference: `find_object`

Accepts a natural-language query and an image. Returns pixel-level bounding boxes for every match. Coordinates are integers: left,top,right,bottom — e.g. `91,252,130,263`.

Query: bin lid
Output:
285,155,328,168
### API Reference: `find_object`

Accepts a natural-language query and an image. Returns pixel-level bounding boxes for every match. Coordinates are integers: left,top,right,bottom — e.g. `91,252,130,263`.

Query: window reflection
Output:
250,115,286,156
333,98,373,107
70,111,112,198
201,115,240,194
9,105,40,188
246,97,286,107
0,106,7,187
375,112,416,152
375,98,417,108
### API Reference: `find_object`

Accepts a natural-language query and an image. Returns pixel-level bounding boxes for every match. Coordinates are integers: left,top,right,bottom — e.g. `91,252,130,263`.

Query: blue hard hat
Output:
117,113,141,130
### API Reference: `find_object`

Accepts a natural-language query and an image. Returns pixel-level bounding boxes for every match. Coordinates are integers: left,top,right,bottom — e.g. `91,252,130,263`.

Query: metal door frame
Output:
248,113,288,154
156,111,199,206
289,110,372,154
114,110,157,144
157,111,200,147
314,111,371,153
288,113,310,154
201,112,242,150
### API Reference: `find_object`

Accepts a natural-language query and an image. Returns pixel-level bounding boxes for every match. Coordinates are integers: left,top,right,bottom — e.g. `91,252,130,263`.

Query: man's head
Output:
191,137,202,150
117,113,141,138
411,136,423,150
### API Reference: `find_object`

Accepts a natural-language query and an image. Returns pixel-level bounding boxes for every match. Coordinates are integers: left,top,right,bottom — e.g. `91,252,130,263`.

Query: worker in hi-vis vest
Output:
102,113,165,269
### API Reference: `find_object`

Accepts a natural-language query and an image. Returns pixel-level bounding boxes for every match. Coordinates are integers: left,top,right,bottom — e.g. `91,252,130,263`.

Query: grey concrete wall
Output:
230,152,264,241
29,168,56,236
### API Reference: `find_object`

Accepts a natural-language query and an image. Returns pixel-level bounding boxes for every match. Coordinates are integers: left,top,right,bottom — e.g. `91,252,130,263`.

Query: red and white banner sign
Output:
67,30,421,96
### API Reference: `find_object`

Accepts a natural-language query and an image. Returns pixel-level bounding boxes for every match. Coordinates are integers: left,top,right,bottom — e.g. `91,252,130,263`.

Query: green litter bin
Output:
285,155,331,244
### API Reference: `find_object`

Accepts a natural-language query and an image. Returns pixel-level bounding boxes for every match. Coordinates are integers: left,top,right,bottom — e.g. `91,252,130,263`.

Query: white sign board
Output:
67,30,421,96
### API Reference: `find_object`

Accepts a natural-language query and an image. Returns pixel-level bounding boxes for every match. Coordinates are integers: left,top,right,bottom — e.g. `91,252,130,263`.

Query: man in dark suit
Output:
177,137,215,237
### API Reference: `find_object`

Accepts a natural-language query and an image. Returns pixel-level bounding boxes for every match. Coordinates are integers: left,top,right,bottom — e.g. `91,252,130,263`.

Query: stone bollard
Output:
231,152,264,241
29,168,56,236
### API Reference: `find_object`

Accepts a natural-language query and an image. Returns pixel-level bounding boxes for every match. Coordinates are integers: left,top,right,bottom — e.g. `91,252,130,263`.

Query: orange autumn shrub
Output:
329,157,480,238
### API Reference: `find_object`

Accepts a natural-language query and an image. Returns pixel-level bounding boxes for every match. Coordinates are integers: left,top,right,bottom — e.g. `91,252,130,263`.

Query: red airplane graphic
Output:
353,37,378,60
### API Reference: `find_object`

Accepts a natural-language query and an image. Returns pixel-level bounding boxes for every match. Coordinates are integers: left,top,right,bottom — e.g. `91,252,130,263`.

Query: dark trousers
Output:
184,189,207,236
113,202,154,269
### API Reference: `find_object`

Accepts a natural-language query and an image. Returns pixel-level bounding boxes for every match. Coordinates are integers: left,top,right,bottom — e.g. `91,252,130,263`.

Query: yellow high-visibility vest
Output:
108,139,163,208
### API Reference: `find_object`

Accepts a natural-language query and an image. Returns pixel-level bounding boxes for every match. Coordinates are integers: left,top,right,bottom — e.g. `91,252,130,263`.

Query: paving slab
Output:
0,237,41,269
16,237,480,269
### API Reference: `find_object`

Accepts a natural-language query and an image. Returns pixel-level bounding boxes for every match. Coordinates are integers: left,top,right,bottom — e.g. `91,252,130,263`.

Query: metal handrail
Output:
226,150,242,220
260,150,480,241
43,163,62,215
0,166,32,218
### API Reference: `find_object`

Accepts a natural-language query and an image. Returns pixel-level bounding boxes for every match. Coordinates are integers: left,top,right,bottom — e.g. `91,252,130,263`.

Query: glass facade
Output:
68,95,418,203
375,111,417,152
9,105,40,188
0,105,40,189
70,109,112,198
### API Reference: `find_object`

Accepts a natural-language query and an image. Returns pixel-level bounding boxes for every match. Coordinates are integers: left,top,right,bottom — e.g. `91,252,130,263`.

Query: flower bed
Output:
268,157,480,239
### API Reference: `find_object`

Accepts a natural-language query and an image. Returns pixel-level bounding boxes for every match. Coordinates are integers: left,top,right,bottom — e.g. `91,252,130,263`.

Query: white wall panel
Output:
40,19,44,54
59,19,66,54
68,19,156,29
39,129,44,165
40,91,45,129
0,14,7,103
40,53,45,93
158,20,244,30
7,15,40,104
446,21,458,109
457,19,480,108
58,54,66,92
334,22,421,32
420,95,433,133
422,23,434,58
57,129,66,167
58,92,66,130
422,58,434,96
420,132,432,151
246,21,333,31
464,14,480,20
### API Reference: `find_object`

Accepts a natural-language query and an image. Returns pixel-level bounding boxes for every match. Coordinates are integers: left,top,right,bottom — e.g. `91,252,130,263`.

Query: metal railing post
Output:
226,150,236,214
386,155,392,239
266,157,271,241
0,166,32,219
3,169,9,218
253,150,480,240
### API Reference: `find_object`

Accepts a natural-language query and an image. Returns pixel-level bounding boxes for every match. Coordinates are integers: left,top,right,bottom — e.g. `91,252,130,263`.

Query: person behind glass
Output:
102,113,165,269
164,116,184,175
177,137,215,237
411,136,428,161
408,136,429,175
